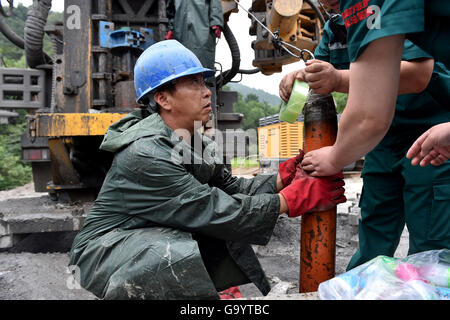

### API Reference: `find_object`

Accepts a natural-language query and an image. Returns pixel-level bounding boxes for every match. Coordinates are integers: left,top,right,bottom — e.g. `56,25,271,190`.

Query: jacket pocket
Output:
429,183,450,241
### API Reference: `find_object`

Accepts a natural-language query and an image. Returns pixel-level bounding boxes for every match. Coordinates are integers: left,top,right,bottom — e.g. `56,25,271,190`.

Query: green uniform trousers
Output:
347,143,450,270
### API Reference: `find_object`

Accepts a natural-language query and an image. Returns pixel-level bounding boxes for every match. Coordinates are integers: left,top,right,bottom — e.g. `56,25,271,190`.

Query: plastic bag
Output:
318,249,450,300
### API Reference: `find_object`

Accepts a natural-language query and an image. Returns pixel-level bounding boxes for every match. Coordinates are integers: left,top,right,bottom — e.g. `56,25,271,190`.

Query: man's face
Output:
321,0,340,11
167,73,212,129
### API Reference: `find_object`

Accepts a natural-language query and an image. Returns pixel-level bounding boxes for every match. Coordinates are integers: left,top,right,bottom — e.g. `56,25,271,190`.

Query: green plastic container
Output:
279,80,308,123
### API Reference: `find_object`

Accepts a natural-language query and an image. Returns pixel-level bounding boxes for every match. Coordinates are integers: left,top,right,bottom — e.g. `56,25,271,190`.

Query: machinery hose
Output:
0,16,24,49
216,23,240,88
304,0,326,26
238,68,260,75
24,0,52,68
0,0,13,17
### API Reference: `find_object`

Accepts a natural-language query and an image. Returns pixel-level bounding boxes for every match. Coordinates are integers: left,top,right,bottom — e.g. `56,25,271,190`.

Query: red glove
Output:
211,25,222,38
165,30,174,40
278,149,305,187
279,169,346,218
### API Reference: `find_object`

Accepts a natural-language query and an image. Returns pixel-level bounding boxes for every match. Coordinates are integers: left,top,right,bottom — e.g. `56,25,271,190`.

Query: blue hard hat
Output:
134,40,215,104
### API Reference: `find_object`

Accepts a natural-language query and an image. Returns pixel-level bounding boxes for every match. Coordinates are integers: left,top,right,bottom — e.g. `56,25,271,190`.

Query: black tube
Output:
216,23,240,88
24,0,52,68
0,1,13,17
238,68,260,75
304,0,326,26
0,16,24,49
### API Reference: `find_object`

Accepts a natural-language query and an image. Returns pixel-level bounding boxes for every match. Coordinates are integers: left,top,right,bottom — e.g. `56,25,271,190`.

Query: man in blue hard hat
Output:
68,40,346,300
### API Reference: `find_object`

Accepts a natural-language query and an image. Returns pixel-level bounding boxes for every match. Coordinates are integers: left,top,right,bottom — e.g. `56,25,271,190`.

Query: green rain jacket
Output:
166,0,223,70
69,109,280,299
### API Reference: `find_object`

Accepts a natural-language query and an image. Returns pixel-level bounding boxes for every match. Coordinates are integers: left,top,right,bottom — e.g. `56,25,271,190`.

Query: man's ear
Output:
154,91,171,111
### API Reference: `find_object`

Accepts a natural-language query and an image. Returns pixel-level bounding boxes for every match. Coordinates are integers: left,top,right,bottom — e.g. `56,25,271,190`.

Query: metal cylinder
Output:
269,0,302,36
300,90,338,293
115,80,138,109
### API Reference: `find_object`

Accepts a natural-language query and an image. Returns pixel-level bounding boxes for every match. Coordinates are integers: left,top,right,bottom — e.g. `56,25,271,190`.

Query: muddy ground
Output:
0,174,410,300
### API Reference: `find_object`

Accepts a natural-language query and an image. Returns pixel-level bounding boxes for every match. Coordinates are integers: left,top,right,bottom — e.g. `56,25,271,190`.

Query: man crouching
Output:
68,40,346,299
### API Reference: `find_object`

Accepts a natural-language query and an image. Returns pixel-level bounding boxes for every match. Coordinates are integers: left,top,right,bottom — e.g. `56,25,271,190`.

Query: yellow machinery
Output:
258,113,305,171
0,0,325,200
247,0,325,75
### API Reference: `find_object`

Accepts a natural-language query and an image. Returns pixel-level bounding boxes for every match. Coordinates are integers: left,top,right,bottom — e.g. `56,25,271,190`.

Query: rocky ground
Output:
0,173,410,300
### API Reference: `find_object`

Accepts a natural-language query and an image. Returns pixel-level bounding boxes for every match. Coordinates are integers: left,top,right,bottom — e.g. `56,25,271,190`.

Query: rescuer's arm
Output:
280,55,433,99
209,0,224,37
278,171,346,216
210,149,304,196
301,35,405,176
276,173,284,193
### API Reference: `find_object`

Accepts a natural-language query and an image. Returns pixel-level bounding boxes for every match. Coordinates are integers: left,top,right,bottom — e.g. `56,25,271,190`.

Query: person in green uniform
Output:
299,0,450,175
280,13,450,269
68,40,346,300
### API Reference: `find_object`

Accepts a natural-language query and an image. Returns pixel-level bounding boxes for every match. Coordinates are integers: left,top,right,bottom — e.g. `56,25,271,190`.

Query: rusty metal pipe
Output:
300,90,338,293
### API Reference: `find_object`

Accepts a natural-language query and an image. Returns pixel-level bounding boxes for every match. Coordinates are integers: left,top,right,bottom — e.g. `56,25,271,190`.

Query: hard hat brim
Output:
137,67,215,104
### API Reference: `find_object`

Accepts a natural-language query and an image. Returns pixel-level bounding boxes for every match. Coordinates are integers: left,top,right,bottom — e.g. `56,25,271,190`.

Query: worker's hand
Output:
279,169,346,217
406,122,450,167
279,69,306,102
304,60,342,94
165,30,174,40
211,25,222,38
301,146,342,177
278,149,305,188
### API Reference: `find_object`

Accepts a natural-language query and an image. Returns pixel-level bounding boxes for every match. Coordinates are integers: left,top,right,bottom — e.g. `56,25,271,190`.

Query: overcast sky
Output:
16,0,305,96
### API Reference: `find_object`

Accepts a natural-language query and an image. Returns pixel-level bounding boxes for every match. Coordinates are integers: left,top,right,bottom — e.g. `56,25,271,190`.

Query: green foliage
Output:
227,82,282,106
0,4,63,66
0,110,32,190
0,4,63,190
224,84,348,132
231,157,259,169
332,92,348,114
233,91,279,131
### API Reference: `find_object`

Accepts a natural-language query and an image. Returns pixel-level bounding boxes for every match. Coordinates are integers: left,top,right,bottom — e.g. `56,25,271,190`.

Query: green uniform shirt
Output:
339,0,450,66
314,16,350,70
314,15,450,148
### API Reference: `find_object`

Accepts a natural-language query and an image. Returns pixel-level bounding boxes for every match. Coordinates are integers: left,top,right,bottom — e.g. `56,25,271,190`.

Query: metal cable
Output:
232,0,316,62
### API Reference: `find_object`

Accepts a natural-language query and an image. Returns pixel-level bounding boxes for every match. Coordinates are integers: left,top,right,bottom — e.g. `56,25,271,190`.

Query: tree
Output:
332,92,348,114
0,110,32,190
0,4,63,189
0,4,63,67
245,93,259,103
233,92,279,130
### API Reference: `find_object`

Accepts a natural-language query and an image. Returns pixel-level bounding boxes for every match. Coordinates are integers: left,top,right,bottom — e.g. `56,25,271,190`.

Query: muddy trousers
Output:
346,145,450,271
72,227,221,299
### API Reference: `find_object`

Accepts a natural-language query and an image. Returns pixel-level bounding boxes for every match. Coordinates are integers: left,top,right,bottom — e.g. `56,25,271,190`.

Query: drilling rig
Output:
0,0,324,200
